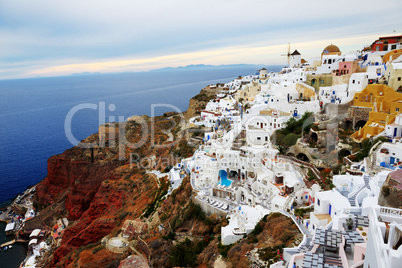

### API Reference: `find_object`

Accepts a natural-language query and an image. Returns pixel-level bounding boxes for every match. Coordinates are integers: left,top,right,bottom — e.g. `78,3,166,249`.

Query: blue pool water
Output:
218,170,233,187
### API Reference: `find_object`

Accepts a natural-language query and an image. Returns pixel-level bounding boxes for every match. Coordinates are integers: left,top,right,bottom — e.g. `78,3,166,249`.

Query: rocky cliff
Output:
185,89,216,120
32,91,301,267
33,114,189,267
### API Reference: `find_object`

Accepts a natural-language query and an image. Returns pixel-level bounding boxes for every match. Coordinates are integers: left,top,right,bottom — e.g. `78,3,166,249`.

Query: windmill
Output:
281,43,291,67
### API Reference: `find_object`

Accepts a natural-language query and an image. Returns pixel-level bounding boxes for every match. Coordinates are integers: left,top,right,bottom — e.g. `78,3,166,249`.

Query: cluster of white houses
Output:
168,36,402,267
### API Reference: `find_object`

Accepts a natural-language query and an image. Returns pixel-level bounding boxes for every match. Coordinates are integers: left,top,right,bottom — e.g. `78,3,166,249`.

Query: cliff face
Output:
37,151,120,220
378,170,402,209
34,115,187,267
34,97,301,267
185,90,216,120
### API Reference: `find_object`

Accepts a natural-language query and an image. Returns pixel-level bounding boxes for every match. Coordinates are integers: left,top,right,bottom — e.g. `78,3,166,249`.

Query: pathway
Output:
282,211,312,238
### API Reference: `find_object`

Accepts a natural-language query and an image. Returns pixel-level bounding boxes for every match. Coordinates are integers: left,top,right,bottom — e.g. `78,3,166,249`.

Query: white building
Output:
375,140,402,168
221,205,270,245
385,114,402,138
316,54,357,74
364,206,402,268
309,190,351,232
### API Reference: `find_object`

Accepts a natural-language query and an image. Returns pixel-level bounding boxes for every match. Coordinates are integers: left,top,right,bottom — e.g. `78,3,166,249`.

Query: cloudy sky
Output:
0,0,401,79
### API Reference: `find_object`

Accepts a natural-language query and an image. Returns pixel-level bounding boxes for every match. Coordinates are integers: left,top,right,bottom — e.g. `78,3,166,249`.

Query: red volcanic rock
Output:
36,154,88,206
36,152,119,220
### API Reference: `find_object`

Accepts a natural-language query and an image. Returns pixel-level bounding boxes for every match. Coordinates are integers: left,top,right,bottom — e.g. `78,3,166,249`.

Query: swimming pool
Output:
218,170,233,187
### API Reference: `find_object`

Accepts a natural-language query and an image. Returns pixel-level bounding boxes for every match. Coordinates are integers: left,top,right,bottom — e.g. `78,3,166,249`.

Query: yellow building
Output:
385,61,402,92
234,81,261,102
295,81,316,100
351,84,402,140
383,49,402,63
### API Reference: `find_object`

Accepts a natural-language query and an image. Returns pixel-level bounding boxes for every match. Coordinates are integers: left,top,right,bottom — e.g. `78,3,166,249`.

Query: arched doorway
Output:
355,120,367,130
311,78,317,86
297,153,310,163
311,132,318,143
344,120,353,130
229,170,238,178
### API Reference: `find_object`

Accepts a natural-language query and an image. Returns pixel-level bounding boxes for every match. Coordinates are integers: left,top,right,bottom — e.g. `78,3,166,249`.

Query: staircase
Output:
348,175,371,207
363,174,371,190
231,129,246,150
324,255,343,267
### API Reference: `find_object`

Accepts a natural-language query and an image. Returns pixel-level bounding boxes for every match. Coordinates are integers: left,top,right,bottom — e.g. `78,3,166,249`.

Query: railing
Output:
278,155,324,183
379,207,402,217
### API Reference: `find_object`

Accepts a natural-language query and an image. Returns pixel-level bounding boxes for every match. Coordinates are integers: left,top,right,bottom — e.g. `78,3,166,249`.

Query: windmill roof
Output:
291,50,301,56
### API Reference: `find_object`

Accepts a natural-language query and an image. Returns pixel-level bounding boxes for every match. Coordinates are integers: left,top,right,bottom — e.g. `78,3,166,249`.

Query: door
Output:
293,110,297,117
394,128,397,137
390,157,395,165
329,204,332,215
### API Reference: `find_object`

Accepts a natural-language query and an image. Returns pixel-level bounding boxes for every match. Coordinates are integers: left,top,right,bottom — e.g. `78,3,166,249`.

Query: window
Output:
344,65,347,68
352,80,355,84
265,136,268,141
396,108,400,112
320,79,324,85
278,124,280,127
392,44,397,50
398,77,401,81
317,199,320,206
257,137,261,140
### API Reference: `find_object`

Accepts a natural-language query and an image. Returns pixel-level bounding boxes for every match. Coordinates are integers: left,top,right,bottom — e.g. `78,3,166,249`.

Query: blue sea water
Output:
0,66,271,206
0,221,27,267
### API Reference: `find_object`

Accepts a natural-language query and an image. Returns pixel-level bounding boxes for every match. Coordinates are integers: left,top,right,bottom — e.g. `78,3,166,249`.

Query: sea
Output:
0,65,283,205
0,65,280,267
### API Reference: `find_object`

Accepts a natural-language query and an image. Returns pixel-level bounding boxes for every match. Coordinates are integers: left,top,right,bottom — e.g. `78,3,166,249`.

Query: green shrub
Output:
92,245,104,255
382,185,390,197
169,238,208,267
282,133,300,147
164,165,173,173
119,211,129,221
163,232,176,240
218,242,234,258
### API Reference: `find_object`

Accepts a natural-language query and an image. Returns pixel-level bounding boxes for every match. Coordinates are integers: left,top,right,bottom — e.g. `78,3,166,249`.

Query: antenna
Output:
281,43,291,67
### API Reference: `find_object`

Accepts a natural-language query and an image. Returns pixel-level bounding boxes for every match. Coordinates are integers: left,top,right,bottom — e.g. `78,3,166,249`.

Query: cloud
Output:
24,32,381,77
0,0,401,79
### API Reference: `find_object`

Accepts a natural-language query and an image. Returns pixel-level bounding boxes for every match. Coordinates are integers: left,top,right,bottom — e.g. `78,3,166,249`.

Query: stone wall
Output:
194,197,227,217
345,106,371,128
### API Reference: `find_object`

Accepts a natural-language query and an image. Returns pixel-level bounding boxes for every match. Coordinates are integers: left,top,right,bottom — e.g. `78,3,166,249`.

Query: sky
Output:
0,0,401,80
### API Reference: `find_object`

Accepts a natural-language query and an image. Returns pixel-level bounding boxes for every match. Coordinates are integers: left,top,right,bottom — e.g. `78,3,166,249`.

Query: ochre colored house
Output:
351,84,402,140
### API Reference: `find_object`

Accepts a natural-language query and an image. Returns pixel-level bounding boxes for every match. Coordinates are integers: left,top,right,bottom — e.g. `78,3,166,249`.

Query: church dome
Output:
322,44,340,54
